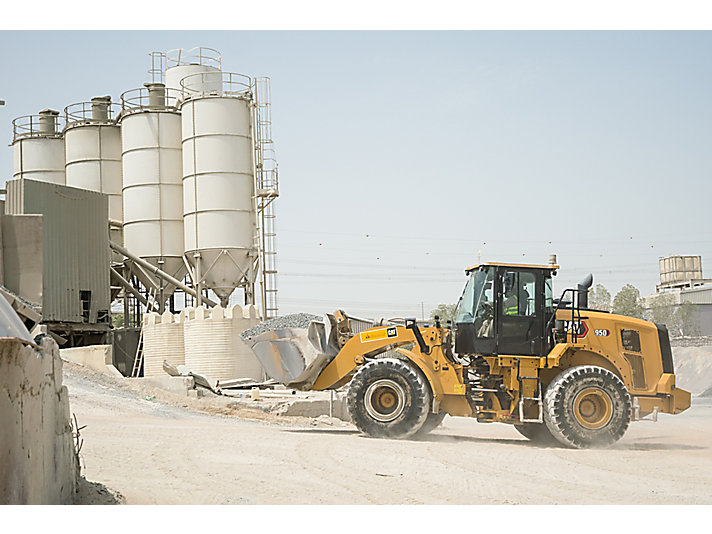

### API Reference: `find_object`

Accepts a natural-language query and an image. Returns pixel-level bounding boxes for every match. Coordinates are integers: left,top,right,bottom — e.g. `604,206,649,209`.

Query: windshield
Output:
455,266,494,324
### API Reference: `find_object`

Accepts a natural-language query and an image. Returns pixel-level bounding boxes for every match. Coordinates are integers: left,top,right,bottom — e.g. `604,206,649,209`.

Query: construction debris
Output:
162,360,219,393
218,377,279,390
240,313,321,339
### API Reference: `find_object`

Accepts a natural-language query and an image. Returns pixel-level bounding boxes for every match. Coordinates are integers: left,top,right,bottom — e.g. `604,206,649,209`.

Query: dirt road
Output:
65,363,712,505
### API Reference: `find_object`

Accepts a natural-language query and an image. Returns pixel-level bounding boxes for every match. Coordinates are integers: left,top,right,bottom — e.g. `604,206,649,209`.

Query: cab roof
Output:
465,261,560,274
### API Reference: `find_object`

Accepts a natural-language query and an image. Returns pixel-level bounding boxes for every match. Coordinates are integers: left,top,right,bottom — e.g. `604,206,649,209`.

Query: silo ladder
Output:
131,328,144,378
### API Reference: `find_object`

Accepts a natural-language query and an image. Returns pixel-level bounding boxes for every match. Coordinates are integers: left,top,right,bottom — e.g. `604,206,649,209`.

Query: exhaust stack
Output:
578,273,593,309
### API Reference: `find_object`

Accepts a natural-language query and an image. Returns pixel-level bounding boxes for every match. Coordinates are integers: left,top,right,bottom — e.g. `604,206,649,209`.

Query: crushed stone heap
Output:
240,313,321,339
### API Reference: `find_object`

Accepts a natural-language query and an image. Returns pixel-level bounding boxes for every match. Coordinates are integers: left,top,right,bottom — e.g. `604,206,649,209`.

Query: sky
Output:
1,30,710,319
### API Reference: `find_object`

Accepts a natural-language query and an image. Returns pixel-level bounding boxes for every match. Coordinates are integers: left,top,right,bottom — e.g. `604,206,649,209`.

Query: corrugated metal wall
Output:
5,178,111,324
680,286,712,306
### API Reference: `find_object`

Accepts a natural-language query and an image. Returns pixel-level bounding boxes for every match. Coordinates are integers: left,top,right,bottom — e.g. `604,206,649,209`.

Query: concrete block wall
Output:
183,305,264,381
143,310,185,377
0,337,78,504
142,305,265,381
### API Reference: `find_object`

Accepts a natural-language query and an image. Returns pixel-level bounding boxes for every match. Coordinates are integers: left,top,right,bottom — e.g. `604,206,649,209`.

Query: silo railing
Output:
12,113,65,141
180,71,252,101
64,100,121,128
165,46,221,70
120,86,183,115
149,51,166,84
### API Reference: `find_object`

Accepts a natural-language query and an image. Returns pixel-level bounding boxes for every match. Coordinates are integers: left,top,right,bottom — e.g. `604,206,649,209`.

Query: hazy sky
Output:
1,31,710,318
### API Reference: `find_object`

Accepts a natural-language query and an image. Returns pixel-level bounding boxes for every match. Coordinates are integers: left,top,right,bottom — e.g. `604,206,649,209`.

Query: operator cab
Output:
454,262,557,357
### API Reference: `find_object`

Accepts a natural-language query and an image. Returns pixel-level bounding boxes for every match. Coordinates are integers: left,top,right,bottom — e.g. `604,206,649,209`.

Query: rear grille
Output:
655,324,675,374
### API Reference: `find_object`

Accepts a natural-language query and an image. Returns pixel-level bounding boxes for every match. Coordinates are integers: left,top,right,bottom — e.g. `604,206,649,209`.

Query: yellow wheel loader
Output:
245,260,691,448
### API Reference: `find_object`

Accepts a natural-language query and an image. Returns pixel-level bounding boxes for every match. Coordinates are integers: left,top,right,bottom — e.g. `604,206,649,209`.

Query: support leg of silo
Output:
194,253,202,308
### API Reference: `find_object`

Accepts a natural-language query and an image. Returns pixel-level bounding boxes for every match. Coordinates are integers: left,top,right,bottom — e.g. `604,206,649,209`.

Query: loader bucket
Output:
242,316,340,391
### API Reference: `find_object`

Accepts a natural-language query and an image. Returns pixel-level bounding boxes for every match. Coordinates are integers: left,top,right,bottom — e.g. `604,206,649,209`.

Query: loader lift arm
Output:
311,324,422,390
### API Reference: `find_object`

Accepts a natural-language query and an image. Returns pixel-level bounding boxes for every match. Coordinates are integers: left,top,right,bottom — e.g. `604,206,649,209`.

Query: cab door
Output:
496,268,545,356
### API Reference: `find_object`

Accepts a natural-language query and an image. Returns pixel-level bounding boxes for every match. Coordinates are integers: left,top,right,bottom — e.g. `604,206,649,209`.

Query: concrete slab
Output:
273,393,350,421
60,345,123,378
137,376,195,396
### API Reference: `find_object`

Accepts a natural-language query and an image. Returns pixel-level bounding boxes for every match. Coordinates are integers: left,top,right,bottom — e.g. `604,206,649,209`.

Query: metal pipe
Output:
110,267,154,310
182,255,195,285
128,261,159,293
110,241,217,307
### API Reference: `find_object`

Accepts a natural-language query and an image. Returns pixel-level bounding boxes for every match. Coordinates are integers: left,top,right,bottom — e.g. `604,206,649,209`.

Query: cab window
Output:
502,271,536,317
545,277,553,313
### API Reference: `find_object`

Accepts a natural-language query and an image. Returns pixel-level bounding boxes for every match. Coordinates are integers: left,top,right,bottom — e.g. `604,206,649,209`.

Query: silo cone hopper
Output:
139,257,186,302
125,256,187,303
187,248,255,307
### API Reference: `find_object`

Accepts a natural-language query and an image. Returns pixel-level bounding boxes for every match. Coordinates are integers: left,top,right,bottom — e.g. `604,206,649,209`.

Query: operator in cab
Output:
503,276,519,315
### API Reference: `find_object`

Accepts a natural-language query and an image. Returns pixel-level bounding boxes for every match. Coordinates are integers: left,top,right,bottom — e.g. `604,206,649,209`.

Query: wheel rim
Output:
364,379,406,422
573,387,613,430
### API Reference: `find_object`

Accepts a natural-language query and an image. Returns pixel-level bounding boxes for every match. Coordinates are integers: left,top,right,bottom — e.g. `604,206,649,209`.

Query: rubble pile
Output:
240,313,321,339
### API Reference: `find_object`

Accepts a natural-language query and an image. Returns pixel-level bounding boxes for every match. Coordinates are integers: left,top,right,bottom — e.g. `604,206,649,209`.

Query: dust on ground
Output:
62,361,343,428
63,360,712,505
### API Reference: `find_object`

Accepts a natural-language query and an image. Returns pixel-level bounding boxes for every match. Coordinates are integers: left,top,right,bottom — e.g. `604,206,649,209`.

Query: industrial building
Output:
1,46,279,378
645,255,712,336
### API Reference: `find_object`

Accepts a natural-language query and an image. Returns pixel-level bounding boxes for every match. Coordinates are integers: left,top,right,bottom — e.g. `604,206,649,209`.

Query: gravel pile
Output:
240,313,321,339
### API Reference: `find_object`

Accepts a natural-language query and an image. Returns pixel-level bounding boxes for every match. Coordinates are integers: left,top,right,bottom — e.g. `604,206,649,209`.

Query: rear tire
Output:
514,423,558,445
544,365,631,449
415,411,447,436
347,358,431,439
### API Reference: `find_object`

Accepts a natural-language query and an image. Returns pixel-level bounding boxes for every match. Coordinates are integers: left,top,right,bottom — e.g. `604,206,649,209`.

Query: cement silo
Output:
12,109,66,185
64,97,123,249
160,47,222,107
180,72,258,307
120,83,186,306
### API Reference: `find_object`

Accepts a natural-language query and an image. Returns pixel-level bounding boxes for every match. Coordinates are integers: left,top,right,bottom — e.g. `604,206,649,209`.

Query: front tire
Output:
415,411,447,436
347,358,431,439
544,365,631,449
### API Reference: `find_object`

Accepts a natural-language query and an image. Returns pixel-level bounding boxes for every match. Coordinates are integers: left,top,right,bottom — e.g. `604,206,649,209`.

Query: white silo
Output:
120,83,186,306
12,109,66,184
161,47,222,107
64,97,123,249
180,72,258,308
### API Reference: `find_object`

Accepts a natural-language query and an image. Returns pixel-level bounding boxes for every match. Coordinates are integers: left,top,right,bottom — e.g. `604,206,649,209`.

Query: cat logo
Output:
360,327,399,343
564,320,589,338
